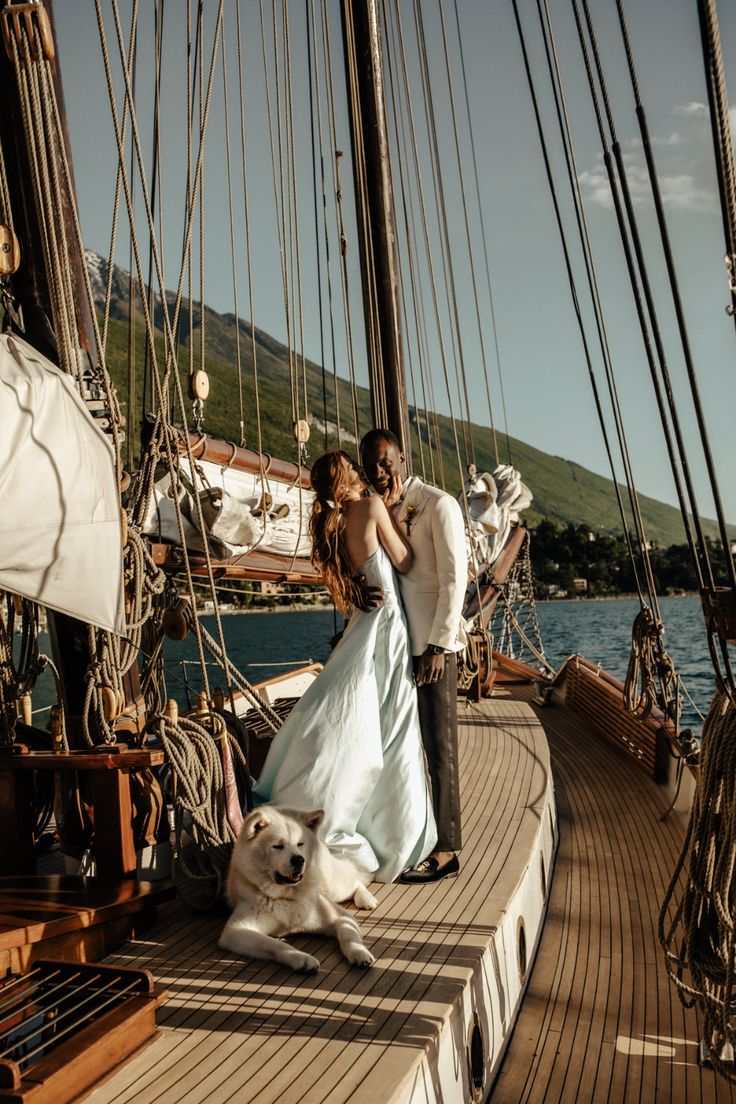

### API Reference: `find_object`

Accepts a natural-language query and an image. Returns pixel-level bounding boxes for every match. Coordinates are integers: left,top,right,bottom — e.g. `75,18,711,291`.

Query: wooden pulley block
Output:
1,3,56,62
18,692,32,726
188,370,210,401
194,691,210,718
119,469,132,493
293,419,310,444
0,224,20,276
162,597,191,641
100,686,120,722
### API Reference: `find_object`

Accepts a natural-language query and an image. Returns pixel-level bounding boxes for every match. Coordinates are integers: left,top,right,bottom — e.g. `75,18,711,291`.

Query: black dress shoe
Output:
399,853,459,884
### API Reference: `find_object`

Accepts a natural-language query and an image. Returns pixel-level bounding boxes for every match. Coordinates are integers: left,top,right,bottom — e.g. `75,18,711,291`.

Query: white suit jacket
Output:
395,476,468,657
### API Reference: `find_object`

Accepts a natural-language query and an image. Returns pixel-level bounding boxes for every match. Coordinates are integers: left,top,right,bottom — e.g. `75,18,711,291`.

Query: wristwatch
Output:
427,643,444,656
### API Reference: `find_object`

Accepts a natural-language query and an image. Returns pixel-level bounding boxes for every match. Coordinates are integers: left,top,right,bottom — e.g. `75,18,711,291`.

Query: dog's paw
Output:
353,885,379,910
347,945,375,968
286,951,320,973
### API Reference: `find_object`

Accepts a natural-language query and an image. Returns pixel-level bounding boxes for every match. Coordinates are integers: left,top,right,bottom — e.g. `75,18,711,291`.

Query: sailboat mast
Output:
0,1,134,741
0,0,98,361
340,0,409,450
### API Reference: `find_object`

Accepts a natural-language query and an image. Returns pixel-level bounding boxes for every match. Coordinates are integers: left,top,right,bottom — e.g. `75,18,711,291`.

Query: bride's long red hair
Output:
309,451,365,613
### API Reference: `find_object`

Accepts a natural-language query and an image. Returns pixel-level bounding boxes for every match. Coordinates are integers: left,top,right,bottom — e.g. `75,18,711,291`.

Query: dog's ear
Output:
300,809,325,832
242,810,272,838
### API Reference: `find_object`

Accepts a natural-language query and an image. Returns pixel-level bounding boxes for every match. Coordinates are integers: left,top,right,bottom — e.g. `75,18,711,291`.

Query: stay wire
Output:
614,0,722,595
319,0,361,441
234,1,267,496
385,0,438,481
437,0,494,472
534,0,647,603
220,20,246,447
568,0,683,618
381,0,429,479
308,0,342,449
306,0,329,451
452,0,504,466
578,0,718,598
510,0,647,605
576,0,736,701
414,0,473,470
697,0,736,326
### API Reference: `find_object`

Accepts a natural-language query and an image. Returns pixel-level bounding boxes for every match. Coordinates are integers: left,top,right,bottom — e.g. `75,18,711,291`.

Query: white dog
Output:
219,806,378,973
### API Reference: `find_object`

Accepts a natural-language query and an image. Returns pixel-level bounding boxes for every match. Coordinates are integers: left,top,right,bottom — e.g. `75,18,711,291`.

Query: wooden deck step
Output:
0,877,174,975
86,696,556,1104
490,684,736,1104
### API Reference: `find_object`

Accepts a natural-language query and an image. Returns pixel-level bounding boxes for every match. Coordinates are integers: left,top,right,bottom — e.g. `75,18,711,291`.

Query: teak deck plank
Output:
89,697,543,1104
490,686,736,1104
86,684,734,1104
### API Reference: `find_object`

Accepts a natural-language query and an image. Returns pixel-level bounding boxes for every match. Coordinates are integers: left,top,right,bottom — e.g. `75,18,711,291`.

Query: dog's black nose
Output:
291,854,305,870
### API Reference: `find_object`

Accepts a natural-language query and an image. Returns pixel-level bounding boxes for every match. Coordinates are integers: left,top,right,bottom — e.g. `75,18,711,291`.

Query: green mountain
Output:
89,253,728,549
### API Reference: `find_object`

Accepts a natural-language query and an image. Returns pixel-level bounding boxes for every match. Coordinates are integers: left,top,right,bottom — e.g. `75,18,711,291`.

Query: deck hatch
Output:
0,960,165,1104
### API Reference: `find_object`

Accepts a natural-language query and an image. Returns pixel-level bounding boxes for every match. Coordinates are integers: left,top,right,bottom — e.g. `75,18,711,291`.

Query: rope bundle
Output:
659,689,736,1078
156,711,247,909
623,606,676,721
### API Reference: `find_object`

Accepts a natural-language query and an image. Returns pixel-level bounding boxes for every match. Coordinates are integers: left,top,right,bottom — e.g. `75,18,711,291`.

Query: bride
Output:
251,450,437,882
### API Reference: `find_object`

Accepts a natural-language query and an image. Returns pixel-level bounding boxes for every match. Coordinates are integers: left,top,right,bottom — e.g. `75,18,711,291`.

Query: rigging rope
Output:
697,0,736,325
660,689,736,1081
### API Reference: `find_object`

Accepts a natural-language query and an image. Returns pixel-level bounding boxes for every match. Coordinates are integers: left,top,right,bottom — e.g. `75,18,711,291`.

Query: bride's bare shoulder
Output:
349,494,384,517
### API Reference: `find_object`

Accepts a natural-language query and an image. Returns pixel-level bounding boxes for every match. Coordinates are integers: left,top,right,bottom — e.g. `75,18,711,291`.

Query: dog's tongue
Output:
277,871,303,885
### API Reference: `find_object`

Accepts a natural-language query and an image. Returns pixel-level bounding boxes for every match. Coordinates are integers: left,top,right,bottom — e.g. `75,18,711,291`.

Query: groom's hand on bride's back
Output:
352,574,384,612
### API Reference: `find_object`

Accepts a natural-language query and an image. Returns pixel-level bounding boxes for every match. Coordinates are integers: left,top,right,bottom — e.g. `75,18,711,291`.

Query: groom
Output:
360,429,467,882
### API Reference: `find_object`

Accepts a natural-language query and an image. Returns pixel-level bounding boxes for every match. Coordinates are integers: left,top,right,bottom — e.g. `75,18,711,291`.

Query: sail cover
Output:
0,334,125,634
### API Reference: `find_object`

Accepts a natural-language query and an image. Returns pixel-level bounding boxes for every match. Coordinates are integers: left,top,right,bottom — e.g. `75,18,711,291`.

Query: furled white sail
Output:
462,465,533,567
141,457,314,561
0,334,125,634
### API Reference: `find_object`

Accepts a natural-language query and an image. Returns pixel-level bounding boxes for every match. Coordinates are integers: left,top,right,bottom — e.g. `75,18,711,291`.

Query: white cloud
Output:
578,154,716,214
672,101,709,119
654,131,682,147
658,173,715,211
578,164,613,208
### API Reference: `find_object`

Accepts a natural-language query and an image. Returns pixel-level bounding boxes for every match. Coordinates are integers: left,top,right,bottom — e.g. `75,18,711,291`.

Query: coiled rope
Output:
623,606,676,722
659,689,736,1079
155,710,247,909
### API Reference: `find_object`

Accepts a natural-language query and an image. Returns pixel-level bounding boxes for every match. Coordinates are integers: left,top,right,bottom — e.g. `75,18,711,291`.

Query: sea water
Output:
26,596,716,731
172,595,714,731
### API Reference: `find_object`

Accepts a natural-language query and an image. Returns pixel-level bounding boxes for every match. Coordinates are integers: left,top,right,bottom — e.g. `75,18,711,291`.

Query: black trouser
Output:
414,651,462,851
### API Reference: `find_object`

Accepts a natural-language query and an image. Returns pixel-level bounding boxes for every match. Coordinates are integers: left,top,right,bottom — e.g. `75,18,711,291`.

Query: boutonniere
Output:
402,483,423,534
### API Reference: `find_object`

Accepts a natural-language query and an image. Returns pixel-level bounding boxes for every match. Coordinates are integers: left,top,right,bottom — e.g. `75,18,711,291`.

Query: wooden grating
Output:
0,960,165,1104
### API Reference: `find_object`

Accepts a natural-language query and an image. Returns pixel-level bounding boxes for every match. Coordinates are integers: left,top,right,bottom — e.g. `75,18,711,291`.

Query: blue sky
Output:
55,0,736,526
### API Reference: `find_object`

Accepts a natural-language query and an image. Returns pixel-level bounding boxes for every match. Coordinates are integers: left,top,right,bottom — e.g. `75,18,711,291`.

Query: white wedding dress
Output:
251,545,437,882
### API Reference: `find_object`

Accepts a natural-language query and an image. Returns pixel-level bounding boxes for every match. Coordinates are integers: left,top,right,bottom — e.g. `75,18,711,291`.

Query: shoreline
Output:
197,603,334,616
197,593,700,615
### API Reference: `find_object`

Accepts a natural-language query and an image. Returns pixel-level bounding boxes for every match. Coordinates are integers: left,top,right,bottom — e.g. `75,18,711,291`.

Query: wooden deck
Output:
87,693,554,1104
83,683,734,1104
491,685,736,1104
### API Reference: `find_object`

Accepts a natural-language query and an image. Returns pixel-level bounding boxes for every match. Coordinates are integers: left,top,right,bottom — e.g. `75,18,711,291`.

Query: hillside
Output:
89,253,727,548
